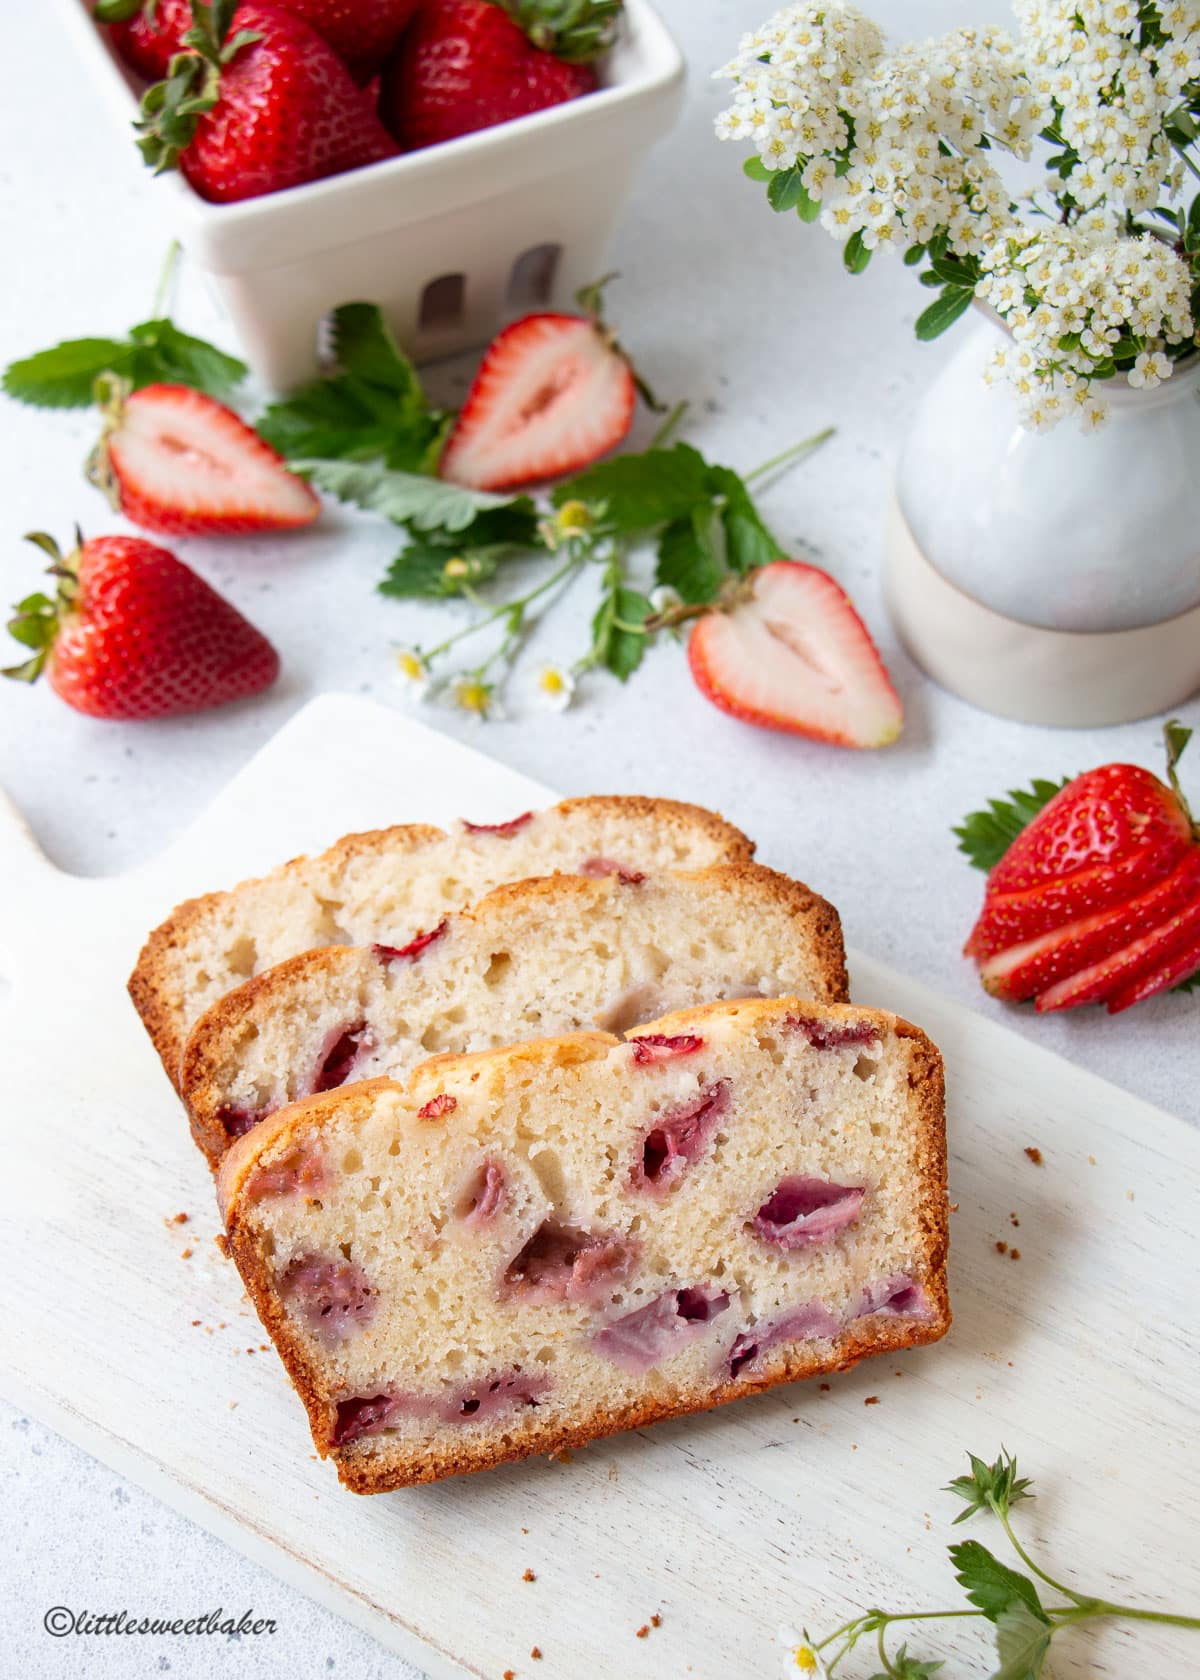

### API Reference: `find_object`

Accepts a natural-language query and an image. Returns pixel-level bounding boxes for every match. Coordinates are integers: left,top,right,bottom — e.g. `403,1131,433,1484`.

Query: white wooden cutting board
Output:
3,693,1197,1679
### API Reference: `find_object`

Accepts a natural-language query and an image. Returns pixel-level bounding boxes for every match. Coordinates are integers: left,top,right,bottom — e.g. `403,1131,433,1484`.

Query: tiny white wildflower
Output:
778,1626,829,1676
535,664,575,713
394,648,430,702
451,677,504,723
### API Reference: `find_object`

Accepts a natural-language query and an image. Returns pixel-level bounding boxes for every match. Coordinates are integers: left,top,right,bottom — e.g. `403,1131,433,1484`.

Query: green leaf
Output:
294,458,529,533
950,1540,1046,1624
605,585,652,681
988,1601,1051,1680
844,229,872,274
743,155,774,183
904,242,927,267
767,165,807,213
258,303,450,473
128,318,248,400
2,315,247,408
2,338,138,407
915,286,974,341
867,1646,945,1679
655,509,726,604
378,540,502,600
554,443,713,534
705,464,782,573
953,780,1071,873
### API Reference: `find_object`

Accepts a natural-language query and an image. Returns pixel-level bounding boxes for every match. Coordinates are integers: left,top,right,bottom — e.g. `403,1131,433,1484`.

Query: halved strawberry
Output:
1036,896,1200,1013
978,849,1200,1001
87,380,320,537
437,310,638,491
686,561,902,749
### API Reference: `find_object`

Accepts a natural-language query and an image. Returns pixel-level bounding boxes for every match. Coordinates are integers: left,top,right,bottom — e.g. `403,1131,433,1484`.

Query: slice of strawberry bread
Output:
182,864,847,1168
218,997,949,1492
129,797,755,1087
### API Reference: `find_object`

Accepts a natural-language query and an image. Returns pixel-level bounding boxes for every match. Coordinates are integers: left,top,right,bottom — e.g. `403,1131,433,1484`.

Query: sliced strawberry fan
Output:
958,721,1200,1015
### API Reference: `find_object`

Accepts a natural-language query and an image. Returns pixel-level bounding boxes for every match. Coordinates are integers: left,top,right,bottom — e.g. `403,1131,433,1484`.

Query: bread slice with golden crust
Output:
219,997,949,1493
129,796,756,1088
182,863,847,1169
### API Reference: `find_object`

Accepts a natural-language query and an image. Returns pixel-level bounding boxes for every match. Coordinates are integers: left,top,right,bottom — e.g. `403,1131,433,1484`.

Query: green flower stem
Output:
743,425,835,485
421,551,585,662
994,1503,1079,1600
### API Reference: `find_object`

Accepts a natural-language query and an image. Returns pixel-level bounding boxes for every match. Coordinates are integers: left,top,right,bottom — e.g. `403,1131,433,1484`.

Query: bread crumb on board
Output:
864,1396,880,1406
530,1647,542,1661
164,1212,189,1226
522,1569,536,1583
1024,1146,1043,1165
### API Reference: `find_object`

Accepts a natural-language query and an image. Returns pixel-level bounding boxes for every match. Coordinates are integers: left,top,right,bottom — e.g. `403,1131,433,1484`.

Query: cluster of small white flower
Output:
716,0,1200,429
977,224,1194,427
715,5,1045,255
1016,0,1200,213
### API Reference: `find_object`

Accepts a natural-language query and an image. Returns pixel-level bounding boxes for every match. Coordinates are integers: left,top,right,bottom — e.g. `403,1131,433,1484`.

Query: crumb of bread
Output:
651,1614,662,1628
864,1396,879,1406
1009,1212,1019,1226
819,1382,831,1391
636,1626,650,1640
522,1570,536,1583
504,1669,515,1679
180,1248,193,1259
1024,1146,1043,1165
165,1212,189,1226
1009,1248,1021,1261
530,1648,542,1660
995,1240,1008,1255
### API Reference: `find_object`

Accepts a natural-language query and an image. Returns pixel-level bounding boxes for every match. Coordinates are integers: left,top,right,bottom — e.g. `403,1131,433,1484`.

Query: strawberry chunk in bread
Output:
219,997,949,1492
180,863,847,1168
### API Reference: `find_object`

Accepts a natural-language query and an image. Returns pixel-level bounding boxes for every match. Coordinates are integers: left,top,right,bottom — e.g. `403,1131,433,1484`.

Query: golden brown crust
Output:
181,862,847,1171
128,824,446,1088
220,1001,949,1494
128,799,755,1091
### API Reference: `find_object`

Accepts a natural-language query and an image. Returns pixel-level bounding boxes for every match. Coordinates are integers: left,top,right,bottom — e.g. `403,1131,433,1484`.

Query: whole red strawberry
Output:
100,0,419,82
4,532,279,720
96,0,195,81
958,723,1200,1014
283,0,422,78
87,379,320,537
136,1,398,204
380,0,618,152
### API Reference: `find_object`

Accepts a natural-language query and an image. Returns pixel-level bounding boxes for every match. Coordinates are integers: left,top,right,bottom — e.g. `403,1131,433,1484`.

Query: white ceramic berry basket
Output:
59,0,685,391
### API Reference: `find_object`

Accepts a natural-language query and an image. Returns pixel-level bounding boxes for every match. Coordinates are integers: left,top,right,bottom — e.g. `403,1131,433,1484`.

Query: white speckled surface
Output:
2,1,1196,1674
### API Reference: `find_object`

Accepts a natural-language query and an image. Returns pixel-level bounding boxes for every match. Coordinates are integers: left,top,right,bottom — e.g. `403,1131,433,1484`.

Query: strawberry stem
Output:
744,426,835,486
1164,717,1196,833
151,239,182,320
647,401,688,451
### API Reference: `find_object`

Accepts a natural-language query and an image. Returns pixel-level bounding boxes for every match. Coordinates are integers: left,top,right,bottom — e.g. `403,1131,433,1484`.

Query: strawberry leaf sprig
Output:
792,1447,1200,1679
298,419,832,715
1,242,247,408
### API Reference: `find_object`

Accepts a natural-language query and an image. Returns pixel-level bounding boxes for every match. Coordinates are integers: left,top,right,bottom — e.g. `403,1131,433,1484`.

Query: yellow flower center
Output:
397,651,425,681
539,668,567,696
443,557,470,579
456,680,491,714
555,500,592,534
793,1648,819,1672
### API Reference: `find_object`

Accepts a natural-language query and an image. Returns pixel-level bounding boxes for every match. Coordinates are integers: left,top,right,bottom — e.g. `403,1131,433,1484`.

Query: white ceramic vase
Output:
883,318,1200,727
